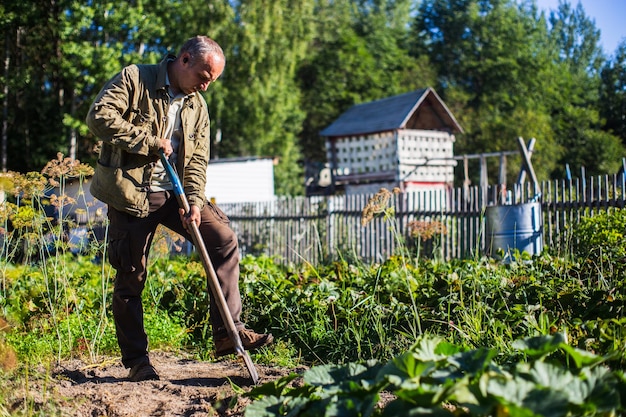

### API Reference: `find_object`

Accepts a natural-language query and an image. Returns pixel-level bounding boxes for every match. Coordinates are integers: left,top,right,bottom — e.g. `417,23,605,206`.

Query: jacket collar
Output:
156,55,175,94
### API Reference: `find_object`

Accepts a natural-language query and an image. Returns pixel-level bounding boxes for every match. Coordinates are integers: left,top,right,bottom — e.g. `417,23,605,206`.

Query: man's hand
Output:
180,205,201,230
160,138,173,157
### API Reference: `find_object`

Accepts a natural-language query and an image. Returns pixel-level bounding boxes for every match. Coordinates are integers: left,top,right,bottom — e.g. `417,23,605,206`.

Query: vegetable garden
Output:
0,158,625,415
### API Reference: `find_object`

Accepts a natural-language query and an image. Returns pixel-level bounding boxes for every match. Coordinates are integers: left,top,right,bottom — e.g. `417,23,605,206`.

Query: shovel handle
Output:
158,151,259,384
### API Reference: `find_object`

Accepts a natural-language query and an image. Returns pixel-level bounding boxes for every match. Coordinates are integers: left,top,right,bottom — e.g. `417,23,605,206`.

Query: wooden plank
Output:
516,137,536,184
517,136,538,186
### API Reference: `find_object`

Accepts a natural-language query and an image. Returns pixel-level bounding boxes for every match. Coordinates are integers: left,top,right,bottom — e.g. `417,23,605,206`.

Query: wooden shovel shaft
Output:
159,151,259,384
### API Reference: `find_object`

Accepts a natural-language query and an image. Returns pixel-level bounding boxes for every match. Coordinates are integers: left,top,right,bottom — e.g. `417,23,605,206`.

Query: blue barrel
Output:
485,202,543,260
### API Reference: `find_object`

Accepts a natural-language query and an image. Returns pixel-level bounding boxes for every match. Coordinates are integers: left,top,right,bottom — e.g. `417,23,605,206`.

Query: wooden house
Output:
319,88,463,195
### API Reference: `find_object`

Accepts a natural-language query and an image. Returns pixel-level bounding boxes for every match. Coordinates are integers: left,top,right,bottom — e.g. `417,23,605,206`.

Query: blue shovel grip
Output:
159,151,184,196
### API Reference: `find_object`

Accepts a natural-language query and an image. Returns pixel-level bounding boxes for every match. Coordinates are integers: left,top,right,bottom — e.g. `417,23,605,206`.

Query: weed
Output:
362,188,423,338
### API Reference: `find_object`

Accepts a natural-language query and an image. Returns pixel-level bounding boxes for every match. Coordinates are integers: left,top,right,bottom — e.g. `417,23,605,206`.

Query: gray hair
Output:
179,36,225,65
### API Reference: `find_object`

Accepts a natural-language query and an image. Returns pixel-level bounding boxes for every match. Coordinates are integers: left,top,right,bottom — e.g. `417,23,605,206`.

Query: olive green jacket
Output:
86,56,210,218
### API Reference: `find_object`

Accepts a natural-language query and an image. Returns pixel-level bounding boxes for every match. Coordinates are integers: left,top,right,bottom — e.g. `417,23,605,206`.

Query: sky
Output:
534,0,626,54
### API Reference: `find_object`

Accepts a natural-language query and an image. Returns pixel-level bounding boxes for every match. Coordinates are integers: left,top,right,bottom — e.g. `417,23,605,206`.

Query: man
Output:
86,36,273,382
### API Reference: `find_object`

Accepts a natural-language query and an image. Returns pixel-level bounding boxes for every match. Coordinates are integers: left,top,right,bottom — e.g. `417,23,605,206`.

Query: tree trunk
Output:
2,31,10,172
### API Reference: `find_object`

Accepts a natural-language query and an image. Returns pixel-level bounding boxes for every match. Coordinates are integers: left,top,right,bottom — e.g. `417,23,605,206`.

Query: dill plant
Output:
361,188,423,338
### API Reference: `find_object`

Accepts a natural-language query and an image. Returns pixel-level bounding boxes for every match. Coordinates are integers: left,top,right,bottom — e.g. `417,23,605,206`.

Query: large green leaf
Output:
303,361,382,389
559,344,610,368
447,347,499,375
244,395,310,417
484,374,570,417
247,373,302,399
382,401,455,417
511,333,566,357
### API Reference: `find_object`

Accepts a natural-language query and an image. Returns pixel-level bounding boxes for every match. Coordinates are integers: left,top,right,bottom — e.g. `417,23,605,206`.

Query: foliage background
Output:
1,0,626,194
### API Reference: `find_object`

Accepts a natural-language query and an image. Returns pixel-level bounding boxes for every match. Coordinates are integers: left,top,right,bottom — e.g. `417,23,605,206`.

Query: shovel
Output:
159,150,259,384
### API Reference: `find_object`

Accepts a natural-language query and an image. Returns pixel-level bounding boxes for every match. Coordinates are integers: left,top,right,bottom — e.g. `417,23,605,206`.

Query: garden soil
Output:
9,351,304,416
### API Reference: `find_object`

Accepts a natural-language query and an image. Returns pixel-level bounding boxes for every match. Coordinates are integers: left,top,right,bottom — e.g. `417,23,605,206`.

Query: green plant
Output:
0,155,114,366
407,217,449,260
243,334,626,417
361,188,423,338
1,159,626,411
571,208,626,280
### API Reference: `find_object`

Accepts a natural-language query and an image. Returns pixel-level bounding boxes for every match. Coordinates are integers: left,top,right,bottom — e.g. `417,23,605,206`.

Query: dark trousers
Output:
107,191,243,368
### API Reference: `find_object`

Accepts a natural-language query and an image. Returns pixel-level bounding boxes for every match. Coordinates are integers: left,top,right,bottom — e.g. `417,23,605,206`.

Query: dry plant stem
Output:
363,188,422,338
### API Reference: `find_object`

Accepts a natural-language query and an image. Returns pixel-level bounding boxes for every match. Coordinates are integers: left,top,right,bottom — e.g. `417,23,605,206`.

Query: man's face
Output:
177,52,225,95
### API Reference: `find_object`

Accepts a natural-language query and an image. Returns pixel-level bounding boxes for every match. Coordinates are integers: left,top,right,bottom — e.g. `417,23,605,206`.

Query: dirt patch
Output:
10,352,303,416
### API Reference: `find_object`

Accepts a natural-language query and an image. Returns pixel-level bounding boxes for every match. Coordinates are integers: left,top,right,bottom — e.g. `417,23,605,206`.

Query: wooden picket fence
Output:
219,174,626,265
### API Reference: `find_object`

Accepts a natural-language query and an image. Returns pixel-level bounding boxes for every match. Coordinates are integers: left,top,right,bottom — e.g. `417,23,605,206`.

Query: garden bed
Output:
5,351,301,416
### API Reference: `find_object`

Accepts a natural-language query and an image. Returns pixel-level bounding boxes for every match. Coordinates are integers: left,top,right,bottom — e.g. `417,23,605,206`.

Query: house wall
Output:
327,131,397,176
397,129,456,184
205,158,275,203
327,129,455,194
344,181,399,195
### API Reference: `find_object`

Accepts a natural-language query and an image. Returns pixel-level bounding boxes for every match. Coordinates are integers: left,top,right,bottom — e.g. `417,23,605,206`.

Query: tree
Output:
1,0,68,172
213,0,315,196
600,40,626,144
544,0,623,176
298,0,435,167
0,0,170,172
547,0,603,74
60,0,168,166
413,0,561,182
2,0,624,191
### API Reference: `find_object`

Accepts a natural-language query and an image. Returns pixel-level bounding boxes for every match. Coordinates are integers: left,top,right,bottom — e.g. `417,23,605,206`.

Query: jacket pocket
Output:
130,107,153,127
91,161,149,217
107,228,135,273
207,201,230,225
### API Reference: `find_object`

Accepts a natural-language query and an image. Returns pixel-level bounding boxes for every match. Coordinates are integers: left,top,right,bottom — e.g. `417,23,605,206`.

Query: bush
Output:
571,208,626,279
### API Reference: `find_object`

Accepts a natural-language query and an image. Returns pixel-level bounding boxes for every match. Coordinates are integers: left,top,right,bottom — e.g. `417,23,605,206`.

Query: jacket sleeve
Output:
183,98,210,210
86,65,161,156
